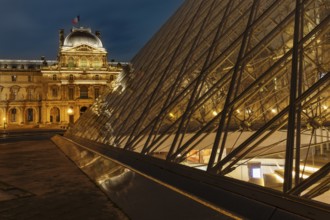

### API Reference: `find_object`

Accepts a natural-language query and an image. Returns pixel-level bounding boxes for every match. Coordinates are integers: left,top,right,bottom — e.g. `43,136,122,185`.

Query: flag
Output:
72,16,80,25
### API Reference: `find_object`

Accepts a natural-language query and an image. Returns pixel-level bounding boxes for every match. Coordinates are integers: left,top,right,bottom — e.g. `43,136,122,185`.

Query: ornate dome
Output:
63,27,103,48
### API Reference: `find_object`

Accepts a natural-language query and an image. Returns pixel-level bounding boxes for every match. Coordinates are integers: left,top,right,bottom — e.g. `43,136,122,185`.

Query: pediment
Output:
75,45,95,51
61,44,106,54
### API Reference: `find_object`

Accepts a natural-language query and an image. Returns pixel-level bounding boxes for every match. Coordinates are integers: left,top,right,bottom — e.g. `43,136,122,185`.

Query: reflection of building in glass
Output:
66,0,330,208
0,27,127,128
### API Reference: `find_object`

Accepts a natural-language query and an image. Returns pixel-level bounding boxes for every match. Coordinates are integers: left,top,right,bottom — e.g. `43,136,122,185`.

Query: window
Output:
80,86,88,98
95,88,100,99
80,106,88,116
11,108,17,122
10,88,18,100
95,75,100,80
109,75,114,82
80,58,87,68
69,74,74,81
28,75,32,82
69,87,74,100
52,87,58,97
68,57,74,68
27,108,33,122
50,107,60,123
12,75,17,82
27,89,33,100
53,74,57,80
93,58,102,68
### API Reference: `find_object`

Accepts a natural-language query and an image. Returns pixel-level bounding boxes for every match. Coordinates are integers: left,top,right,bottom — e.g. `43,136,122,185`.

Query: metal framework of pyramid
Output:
66,0,330,205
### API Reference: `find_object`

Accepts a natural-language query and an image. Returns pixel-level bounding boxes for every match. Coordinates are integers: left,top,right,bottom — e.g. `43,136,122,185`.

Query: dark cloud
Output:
0,0,184,61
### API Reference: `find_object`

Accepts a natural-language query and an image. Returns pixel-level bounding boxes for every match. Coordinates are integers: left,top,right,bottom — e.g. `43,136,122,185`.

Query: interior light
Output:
252,168,261,178
274,173,284,183
246,109,252,114
212,111,217,116
271,108,277,114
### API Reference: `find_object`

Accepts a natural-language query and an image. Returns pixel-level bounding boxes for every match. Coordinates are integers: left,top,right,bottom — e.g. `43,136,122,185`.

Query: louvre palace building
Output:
0,27,125,129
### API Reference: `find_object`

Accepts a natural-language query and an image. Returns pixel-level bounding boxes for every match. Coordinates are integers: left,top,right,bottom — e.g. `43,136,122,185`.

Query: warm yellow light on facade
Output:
67,108,74,115
3,117,6,122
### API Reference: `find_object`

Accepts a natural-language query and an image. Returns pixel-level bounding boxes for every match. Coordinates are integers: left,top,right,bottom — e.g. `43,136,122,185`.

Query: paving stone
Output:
0,139,129,220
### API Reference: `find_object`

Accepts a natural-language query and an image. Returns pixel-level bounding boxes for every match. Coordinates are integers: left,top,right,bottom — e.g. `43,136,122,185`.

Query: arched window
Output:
80,106,88,116
93,58,102,68
11,108,17,122
80,58,87,68
27,108,33,122
50,107,60,123
68,57,74,68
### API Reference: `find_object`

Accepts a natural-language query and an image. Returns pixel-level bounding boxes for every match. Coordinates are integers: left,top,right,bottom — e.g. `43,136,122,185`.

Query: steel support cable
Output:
142,0,222,154
113,4,197,144
211,71,330,174
119,3,211,140
120,0,268,148
208,0,261,171
163,52,293,161
121,0,318,154
125,2,249,150
203,12,330,170
123,2,247,152
289,162,330,197
216,87,329,177
112,3,198,128
284,0,304,193
134,22,328,160
300,128,316,182
167,0,235,160
139,7,277,154
295,2,306,186
123,1,207,150
155,3,298,159
301,176,330,200
118,0,258,148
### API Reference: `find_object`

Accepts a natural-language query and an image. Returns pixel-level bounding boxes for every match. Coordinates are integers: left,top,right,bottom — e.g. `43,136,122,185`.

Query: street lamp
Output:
67,108,73,115
67,107,74,124
3,117,7,129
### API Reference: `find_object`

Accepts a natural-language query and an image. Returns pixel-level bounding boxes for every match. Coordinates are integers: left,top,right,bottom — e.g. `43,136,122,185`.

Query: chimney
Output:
95,31,101,38
59,29,64,47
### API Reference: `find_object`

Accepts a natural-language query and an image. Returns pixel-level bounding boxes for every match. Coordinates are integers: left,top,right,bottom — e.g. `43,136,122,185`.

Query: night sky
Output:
0,0,184,62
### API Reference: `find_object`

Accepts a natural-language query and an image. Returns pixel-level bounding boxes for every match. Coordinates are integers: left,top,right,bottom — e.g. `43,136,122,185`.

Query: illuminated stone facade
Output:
0,27,125,129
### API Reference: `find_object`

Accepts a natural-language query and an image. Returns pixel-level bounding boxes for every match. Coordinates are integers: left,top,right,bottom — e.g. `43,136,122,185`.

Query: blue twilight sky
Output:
0,0,184,62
